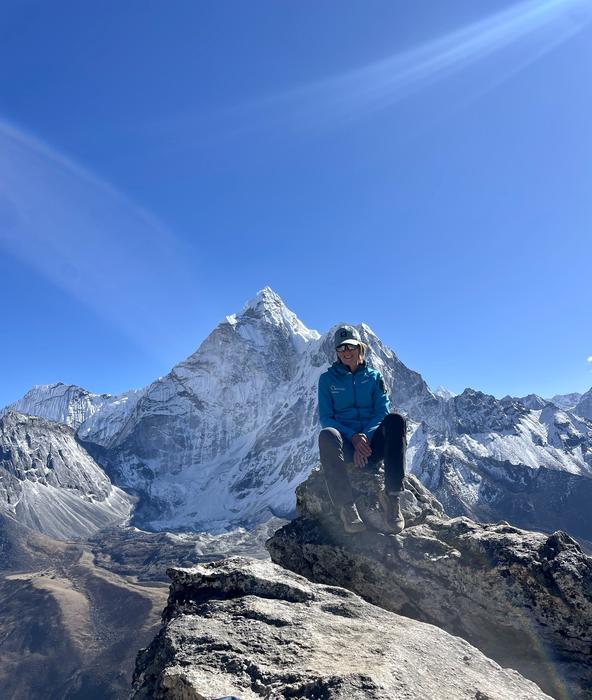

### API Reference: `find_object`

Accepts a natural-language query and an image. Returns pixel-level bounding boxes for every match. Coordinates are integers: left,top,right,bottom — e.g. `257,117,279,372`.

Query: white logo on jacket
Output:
330,385,346,392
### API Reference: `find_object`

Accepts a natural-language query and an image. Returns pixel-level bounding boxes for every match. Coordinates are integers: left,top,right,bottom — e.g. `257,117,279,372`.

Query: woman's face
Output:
336,343,360,371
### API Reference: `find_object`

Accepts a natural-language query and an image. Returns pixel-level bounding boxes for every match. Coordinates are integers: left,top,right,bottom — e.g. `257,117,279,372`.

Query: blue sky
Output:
1,0,591,407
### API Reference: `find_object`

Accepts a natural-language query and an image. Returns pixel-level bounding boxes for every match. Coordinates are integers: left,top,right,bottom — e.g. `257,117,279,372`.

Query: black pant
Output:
318,413,407,508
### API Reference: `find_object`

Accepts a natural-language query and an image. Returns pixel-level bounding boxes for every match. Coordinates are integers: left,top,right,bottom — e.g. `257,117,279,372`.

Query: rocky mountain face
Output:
515,390,592,422
87,289,325,531
435,384,456,400
266,470,592,700
131,557,551,700
412,391,592,541
515,393,548,410
549,392,582,412
574,387,592,421
0,411,132,539
2,382,108,428
3,287,592,544
2,382,145,446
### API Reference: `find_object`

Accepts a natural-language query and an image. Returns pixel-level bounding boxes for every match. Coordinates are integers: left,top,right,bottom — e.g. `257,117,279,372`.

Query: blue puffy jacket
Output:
318,360,390,441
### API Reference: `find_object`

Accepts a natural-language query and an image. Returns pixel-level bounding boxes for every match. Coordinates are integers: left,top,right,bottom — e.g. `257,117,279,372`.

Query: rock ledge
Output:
131,557,550,700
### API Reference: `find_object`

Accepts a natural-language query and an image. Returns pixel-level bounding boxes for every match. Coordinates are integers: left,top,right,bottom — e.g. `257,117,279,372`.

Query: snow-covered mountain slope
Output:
514,393,548,410
2,383,108,428
548,392,582,411
3,382,144,448
4,287,592,540
76,387,145,448
0,411,133,539
542,389,592,422
409,393,592,539
574,387,592,421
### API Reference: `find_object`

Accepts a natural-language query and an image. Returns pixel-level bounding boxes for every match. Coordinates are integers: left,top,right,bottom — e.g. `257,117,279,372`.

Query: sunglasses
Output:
336,344,359,353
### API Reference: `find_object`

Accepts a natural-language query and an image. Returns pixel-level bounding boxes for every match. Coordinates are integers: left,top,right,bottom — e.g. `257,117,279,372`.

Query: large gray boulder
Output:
266,470,592,700
131,557,550,700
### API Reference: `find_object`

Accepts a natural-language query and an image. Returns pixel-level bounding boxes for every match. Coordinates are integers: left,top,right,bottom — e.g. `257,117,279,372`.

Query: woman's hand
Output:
352,433,372,467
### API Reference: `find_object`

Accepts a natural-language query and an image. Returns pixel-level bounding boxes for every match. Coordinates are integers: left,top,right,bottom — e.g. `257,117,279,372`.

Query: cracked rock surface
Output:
131,557,550,700
266,471,592,700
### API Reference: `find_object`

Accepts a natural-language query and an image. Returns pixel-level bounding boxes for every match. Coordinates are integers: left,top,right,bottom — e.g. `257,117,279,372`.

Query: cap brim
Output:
335,340,361,348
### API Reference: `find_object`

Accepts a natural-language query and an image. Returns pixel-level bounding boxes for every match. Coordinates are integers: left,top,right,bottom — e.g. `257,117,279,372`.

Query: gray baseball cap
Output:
334,325,362,349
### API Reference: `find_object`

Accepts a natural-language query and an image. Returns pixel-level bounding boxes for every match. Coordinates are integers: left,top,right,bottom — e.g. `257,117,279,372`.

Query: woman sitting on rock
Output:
318,325,407,534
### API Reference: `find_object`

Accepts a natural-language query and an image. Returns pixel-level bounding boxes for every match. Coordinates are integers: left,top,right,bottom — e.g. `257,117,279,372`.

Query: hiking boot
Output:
378,490,405,534
339,502,366,534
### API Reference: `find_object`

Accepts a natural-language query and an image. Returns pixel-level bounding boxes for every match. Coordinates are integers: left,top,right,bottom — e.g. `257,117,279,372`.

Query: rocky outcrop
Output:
266,471,592,700
131,557,551,700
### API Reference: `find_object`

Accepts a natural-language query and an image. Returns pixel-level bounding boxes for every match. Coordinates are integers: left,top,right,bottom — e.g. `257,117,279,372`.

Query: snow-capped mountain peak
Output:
515,393,548,410
238,287,320,348
435,385,456,401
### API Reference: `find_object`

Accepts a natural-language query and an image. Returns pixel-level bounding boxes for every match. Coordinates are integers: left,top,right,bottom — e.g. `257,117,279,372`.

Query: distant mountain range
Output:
2,287,592,541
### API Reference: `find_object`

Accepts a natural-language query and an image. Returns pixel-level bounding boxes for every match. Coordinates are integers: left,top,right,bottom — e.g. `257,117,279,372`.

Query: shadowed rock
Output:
266,470,592,700
131,557,551,700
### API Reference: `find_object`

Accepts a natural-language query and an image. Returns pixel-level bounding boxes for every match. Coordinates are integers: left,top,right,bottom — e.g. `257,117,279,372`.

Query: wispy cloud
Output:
0,120,201,358
164,0,591,145
587,356,592,363
270,0,590,129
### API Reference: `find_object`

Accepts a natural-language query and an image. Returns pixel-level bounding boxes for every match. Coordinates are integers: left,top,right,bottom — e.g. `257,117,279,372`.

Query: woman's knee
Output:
383,412,406,433
319,427,342,449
